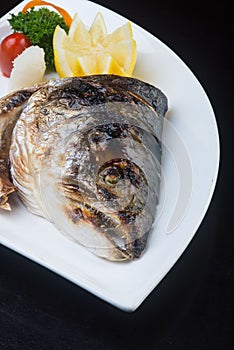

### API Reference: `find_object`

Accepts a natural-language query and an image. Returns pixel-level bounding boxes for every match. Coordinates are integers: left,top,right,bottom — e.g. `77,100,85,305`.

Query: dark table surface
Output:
0,1,233,349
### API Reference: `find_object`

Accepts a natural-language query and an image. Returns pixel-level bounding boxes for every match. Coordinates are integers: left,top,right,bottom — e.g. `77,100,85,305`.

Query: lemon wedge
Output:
53,12,137,77
89,12,107,46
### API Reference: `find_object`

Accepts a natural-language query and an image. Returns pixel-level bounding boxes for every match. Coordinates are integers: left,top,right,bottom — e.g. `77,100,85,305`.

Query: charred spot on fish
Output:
68,98,81,109
3,91,32,113
120,230,149,259
127,168,136,186
69,163,80,177
48,76,153,112
87,124,131,149
152,100,158,110
50,80,107,109
88,209,118,230
91,134,101,144
44,147,52,157
79,74,168,118
152,95,168,116
62,182,80,192
107,93,129,103
67,199,119,230
85,92,106,105
95,123,129,139
118,210,137,224
132,239,144,258
129,128,142,143
124,164,143,188
89,131,105,145
42,108,49,115
67,207,83,223
132,234,148,258
97,186,117,201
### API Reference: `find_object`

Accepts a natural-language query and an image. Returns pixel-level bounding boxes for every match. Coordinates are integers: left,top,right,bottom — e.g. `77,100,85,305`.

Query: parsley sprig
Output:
8,7,68,69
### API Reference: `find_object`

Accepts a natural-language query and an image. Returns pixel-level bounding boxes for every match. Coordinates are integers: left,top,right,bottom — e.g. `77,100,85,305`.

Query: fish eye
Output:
103,167,121,186
96,158,148,216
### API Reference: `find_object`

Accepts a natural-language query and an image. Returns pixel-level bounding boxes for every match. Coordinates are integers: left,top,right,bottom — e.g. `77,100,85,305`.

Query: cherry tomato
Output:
0,33,31,77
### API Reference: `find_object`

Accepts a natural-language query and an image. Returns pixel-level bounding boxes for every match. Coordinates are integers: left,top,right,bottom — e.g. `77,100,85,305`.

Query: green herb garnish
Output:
8,7,68,70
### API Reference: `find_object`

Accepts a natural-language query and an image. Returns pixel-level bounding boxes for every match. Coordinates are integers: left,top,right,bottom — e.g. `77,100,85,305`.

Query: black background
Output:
0,1,233,349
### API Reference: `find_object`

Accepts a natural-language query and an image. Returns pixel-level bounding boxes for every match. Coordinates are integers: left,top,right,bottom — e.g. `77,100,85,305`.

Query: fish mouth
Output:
60,158,151,260
64,196,150,260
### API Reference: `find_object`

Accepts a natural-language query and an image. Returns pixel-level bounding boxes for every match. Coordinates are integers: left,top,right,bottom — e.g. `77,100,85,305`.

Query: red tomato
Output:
0,33,31,77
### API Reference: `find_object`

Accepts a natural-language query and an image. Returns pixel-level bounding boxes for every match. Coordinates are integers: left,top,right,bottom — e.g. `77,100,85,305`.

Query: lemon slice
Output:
102,22,137,74
53,26,76,77
75,54,128,76
103,21,134,45
68,13,90,46
53,12,137,77
104,38,137,75
89,12,107,46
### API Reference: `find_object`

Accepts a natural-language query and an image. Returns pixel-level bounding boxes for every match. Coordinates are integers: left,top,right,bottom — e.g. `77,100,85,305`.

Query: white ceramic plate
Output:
0,0,219,311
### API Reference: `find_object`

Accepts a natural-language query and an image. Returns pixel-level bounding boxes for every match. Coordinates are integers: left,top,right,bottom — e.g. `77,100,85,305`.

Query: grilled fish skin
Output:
0,75,168,261
0,85,43,210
